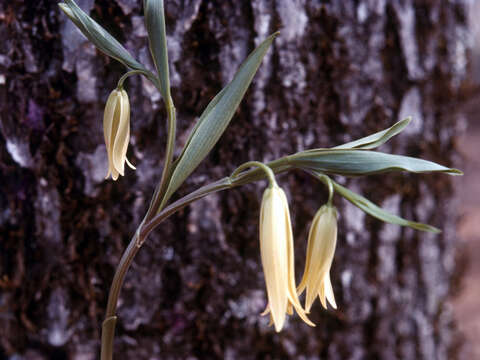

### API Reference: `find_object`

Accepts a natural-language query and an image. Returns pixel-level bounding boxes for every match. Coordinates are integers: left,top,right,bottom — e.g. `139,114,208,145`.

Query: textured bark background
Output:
0,0,470,359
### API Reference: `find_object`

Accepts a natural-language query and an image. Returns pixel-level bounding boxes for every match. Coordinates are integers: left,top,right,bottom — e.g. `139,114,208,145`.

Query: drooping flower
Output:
297,204,338,312
103,88,136,180
259,185,314,332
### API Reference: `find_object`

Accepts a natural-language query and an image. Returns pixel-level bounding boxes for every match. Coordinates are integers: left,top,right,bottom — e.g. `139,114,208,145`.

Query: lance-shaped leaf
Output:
330,179,440,233
162,32,278,203
333,117,411,150
59,0,147,71
144,0,170,100
289,149,463,176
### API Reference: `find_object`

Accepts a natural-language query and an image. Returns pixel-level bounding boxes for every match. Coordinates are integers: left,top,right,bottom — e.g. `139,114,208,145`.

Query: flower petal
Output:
297,213,319,294
112,90,130,175
279,188,314,327
103,90,117,147
299,205,338,311
260,188,288,332
103,90,120,179
324,272,337,309
318,277,327,309
126,157,136,170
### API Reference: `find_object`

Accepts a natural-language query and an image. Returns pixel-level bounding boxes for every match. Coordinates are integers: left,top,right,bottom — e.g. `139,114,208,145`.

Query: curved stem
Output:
309,172,334,205
116,69,177,222
100,160,296,360
117,69,161,89
100,177,232,360
141,177,233,237
231,161,277,187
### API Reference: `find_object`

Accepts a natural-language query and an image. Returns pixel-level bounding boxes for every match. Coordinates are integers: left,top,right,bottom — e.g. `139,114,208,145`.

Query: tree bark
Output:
0,0,468,359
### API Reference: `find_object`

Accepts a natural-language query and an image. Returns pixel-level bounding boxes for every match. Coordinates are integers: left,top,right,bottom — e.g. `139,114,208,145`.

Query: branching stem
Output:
100,157,296,360
100,177,231,360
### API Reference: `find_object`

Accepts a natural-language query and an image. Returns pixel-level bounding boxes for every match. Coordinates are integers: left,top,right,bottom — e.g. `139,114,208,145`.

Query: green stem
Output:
100,160,295,360
101,231,141,360
312,173,334,205
100,177,232,360
144,96,177,221
231,161,277,187
116,68,177,222
116,69,161,89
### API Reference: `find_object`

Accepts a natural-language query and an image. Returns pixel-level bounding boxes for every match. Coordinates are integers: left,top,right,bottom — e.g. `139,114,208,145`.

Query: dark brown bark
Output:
0,0,468,359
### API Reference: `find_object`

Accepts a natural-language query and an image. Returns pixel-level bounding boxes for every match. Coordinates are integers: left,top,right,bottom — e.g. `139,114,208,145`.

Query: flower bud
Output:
297,205,338,312
259,185,314,332
103,88,135,180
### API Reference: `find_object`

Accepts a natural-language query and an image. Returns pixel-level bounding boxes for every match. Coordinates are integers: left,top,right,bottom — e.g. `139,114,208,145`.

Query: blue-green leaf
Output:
144,0,170,100
59,1,147,71
290,149,462,176
331,179,440,233
162,32,278,204
334,117,411,150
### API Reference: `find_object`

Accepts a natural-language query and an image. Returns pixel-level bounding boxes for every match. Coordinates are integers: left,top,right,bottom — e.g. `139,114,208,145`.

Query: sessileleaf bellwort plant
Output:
59,0,462,358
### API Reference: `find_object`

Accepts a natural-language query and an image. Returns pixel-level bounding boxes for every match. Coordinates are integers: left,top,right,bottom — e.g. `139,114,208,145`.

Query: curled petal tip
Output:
126,157,136,170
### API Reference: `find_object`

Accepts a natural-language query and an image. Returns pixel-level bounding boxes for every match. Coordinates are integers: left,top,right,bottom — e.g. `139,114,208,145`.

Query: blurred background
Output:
0,0,479,359
453,1,480,359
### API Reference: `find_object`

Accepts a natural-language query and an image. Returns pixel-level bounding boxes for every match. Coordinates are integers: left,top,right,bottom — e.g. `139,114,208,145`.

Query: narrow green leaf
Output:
334,117,412,150
163,32,279,202
174,85,228,165
144,0,170,100
331,179,440,233
60,1,147,71
290,149,463,176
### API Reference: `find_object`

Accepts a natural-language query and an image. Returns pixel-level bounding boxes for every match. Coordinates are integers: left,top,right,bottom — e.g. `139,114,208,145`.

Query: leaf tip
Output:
448,168,463,176
413,223,442,233
58,2,69,12
403,115,412,125
266,31,280,42
425,225,442,234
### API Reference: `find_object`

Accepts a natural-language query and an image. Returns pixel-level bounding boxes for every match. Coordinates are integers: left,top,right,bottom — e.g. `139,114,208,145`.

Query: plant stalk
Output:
100,158,296,360
144,96,177,221
100,177,232,360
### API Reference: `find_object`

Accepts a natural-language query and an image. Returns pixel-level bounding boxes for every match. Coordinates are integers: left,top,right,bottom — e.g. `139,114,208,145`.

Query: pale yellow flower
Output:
259,185,314,332
297,205,338,312
103,88,136,180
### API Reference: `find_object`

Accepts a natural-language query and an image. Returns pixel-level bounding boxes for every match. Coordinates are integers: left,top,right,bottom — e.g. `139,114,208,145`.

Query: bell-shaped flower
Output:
297,205,338,312
103,88,136,180
259,185,314,332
